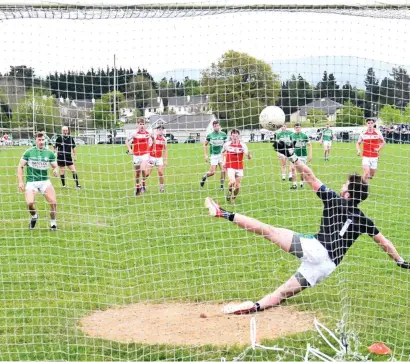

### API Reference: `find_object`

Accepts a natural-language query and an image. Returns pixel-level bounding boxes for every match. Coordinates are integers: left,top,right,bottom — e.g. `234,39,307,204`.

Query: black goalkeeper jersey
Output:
314,184,379,266
55,135,76,160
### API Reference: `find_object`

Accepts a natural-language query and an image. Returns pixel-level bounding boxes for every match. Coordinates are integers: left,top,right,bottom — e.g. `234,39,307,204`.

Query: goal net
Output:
1,1,409,360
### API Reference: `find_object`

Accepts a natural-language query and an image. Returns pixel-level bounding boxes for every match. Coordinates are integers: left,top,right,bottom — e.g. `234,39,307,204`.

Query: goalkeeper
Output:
204,140,410,315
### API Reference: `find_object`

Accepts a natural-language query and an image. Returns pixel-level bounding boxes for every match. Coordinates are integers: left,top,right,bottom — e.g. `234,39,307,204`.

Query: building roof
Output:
167,95,208,107
298,98,344,116
149,114,216,130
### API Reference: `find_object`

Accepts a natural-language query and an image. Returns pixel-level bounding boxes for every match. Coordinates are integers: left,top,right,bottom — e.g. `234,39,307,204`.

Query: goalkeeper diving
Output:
204,139,410,315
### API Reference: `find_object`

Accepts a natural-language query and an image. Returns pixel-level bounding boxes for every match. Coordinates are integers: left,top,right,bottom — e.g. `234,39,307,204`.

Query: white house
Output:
291,98,344,123
144,97,165,118
167,95,211,115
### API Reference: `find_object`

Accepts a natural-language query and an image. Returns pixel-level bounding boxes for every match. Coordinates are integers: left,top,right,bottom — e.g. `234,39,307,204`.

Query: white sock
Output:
282,174,286,179
50,219,56,227
288,173,292,178
32,214,38,219
293,182,297,186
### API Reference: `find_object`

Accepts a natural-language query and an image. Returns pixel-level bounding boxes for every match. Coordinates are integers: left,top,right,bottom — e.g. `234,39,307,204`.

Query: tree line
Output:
1,52,410,131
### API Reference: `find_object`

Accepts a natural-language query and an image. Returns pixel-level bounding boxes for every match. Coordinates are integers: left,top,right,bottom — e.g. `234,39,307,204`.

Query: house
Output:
291,98,344,123
167,95,211,115
59,98,94,130
144,97,164,118
123,113,217,141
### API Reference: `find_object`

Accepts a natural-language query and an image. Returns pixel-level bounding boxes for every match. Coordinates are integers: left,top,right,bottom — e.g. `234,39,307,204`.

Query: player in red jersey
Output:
223,129,252,203
145,125,168,193
126,118,155,196
356,119,385,181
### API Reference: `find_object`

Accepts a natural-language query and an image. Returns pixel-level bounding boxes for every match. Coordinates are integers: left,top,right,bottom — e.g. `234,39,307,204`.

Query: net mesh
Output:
0,1,409,361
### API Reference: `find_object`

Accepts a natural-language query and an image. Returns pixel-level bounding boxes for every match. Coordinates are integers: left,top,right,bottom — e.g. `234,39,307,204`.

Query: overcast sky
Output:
0,0,409,84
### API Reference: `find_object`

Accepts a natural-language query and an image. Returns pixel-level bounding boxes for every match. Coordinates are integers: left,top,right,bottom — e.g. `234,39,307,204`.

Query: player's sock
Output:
73,172,80,187
281,173,286,181
300,181,304,188
50,219,56,227
136,183,141,196
159,184,165,192
60,174,66,186
200,174,207,187
30,214,38,230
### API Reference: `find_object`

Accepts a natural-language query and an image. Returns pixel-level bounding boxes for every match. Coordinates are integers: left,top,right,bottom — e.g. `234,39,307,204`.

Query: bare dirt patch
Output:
79,303,315,346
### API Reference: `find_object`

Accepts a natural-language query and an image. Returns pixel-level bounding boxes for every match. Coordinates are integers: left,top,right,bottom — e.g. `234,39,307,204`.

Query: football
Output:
259,106,285,130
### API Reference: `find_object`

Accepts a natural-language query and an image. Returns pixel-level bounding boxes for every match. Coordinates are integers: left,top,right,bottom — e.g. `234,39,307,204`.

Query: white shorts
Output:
227,168,244,180
296,236,336,287
26,180,53,194
210,154,223,166
323,141,332,148
362,156,378,170
277,152,287,160
297,157,307,164
148,156,164,167
133,154,149,167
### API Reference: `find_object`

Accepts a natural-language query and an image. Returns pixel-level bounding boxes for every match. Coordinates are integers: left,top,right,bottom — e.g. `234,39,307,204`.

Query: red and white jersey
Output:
359,129,384,158
128,129,151,156
150,135,167,158
3,135,8,140
223,141,249,170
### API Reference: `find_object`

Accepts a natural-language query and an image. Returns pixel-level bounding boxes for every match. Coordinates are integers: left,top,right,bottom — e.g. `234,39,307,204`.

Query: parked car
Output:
73,138,86,145
165,133,178,144
184,136,199,144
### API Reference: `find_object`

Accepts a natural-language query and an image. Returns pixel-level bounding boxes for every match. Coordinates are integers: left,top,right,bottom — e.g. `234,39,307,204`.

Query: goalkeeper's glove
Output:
396,258,410,269
273,140,298,163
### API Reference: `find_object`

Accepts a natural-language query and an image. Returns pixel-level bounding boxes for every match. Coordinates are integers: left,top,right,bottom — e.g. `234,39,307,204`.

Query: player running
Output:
275,124,293,181
17,132,59,231
145,125,168,193
223,129,252,203
126,118,155,196
320,124,334,161
356,118,385,181
200,120,227,190
290,123,312,189
53,126,81,189
204,139,409,315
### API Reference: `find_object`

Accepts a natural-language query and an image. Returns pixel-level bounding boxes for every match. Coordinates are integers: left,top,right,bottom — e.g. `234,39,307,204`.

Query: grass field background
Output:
0,141,409,360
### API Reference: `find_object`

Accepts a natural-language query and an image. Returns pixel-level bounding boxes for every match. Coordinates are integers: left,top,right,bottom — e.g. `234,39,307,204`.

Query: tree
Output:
390,66,410,109
201,50,280,127
12,93,61,132
184,77,201,95
379,104,404,124
278,74,313,118
92,91,126,129
307,108,327,126
127,73,158,113
0,90,12,129
379,77,395,106
336,101,364,126
364,68,379,114
315,71,341,101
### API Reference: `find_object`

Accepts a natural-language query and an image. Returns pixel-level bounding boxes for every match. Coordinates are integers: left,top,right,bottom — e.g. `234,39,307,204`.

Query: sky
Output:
0,0,409,86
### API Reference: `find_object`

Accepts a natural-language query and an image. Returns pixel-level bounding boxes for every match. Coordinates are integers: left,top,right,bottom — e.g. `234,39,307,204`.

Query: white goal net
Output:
1,1,409,360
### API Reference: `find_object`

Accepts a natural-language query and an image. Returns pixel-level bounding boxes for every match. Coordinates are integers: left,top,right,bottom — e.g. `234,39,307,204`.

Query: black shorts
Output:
57,159,74,167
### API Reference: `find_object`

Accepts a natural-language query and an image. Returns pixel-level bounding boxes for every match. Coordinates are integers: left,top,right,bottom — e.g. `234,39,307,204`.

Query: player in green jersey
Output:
200,120,228,189
290,123,312,189
320,124,335,161
275,124,294,181
17,132,59,231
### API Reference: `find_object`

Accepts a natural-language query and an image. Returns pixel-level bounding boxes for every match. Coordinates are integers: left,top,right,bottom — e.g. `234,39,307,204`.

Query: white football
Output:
259,106,285,130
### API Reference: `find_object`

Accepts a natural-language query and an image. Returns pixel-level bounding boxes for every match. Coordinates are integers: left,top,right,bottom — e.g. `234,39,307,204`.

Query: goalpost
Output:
1,1,410,360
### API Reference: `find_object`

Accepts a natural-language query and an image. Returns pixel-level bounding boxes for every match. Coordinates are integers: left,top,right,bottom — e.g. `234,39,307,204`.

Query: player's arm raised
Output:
273,140,321,191
17,159,27,192
372,232,410,269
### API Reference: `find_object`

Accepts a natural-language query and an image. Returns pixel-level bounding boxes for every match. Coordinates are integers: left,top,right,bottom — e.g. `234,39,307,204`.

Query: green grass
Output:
0,142,409,360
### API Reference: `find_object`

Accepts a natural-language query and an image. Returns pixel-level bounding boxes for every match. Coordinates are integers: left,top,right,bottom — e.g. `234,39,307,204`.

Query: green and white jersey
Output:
276,130,293,144
322,129,333,141
206,131,228,155
291,132,310,157
21,147,56,183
